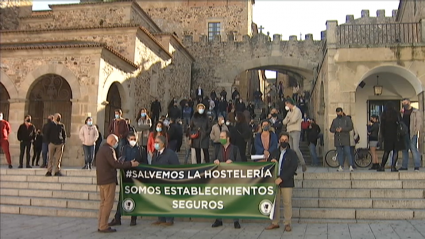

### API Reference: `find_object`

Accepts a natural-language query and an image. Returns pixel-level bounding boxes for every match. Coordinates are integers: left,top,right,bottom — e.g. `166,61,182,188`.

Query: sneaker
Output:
349,166,354,172
414,167,419,172
337,166,343,172
8,165,12,169
45,171,52,176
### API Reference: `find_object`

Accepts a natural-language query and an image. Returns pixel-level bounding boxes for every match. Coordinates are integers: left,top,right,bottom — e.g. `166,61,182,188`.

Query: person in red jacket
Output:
0,112,12,168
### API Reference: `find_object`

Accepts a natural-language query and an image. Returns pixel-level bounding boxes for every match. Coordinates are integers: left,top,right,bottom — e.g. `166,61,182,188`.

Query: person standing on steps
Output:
211,130,241,229
40,115,54,168
0,112,13,168
108,109,128,158
230,112,251,162
190,103,212,164
79,117,99,170
399,98,422,171
31,129,43,167
282,98,307,172
265,132,298,232
378,102,405,172
45,113,66,177
17,115,36,168
108,132,147,227
307,119,321,167
150,98,162,126
367,115,380,170
254,120,278,161
210,116,228,159
96,134,139,233
330,108,354,172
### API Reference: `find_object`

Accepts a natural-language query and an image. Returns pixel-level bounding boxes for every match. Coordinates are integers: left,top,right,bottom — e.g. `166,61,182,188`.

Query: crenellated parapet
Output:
343,9,398,25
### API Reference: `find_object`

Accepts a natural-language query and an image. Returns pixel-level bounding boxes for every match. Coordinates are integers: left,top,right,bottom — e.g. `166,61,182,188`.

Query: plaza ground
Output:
1,214,424,239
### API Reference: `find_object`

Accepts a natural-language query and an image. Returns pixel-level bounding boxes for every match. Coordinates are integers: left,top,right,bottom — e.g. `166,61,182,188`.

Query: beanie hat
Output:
285,98,295,105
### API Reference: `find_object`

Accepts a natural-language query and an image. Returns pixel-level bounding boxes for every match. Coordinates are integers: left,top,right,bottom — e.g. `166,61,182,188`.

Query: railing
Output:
338,22,421,45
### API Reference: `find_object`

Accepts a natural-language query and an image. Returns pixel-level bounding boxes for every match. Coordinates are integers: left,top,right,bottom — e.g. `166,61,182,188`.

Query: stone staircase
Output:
1,168,423,222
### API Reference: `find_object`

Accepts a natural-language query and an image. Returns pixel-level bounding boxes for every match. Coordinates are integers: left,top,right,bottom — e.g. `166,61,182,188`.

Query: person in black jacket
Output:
230,112,251,162
307,119,321,166
265,132,298,232
150,98,162,125
17,115,36,168
109,132,147,227
41,115,54,168
167,118,183,152
45,113,67,176
32,129,43,166
190,104,212,164
151,135,179,226
211,130,241,229
367,115,380,170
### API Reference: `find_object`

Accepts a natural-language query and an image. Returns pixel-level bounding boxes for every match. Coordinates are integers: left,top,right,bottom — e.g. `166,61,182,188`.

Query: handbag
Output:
189,130,200,139
396,116,408,137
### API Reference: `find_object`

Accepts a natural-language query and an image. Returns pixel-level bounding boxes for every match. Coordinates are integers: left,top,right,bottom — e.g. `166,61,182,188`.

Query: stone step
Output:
0,196,118,210
293,188,425,199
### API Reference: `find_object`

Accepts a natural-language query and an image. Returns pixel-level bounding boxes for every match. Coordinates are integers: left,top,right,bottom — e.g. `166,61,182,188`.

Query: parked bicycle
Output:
325,148,372,168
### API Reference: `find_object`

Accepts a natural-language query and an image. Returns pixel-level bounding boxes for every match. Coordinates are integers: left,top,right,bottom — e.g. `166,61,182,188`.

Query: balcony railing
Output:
338,22,421,45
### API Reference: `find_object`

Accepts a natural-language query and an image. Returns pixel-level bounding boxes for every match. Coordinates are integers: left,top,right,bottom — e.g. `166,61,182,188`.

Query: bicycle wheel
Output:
325,149,339,168
354,151,372,168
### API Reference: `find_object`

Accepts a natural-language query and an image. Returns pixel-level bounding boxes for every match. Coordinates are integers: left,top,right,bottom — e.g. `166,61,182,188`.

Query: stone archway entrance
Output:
0,83,10,121
27,74,73,135
104,82,122,136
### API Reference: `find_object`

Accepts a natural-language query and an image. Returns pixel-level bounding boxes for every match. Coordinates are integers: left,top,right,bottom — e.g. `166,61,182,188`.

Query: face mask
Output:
154,143,161,151
141,113,146,117
263,126,270,131
337,114,342,118
0,115,2,121
115,114,119,119
280,142,289,149
112,142,118,149
156,127,162,132
26,119,31,123
87,121,93,126
225,121,230,126
221,120,225,124
271,113,277,118
198,109,204,114
285,106,290,111
403,104,410,109
129,140,136,147
219,139,228,145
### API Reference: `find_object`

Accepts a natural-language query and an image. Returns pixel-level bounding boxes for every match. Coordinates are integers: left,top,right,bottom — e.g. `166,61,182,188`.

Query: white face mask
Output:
285,106,290,111
226,121,230,126
129,140,137,147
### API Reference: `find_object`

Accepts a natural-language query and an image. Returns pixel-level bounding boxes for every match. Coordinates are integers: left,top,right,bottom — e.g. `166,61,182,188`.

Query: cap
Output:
336,107,343,112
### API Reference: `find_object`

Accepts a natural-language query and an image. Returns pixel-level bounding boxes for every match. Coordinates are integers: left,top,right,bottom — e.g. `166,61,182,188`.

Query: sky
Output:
32,0,400,78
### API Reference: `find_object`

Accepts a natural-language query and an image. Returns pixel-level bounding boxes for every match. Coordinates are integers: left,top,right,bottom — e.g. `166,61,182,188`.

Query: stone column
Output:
421,19,425,43
6,98,27,165
326,20,338,48
418,91,425,166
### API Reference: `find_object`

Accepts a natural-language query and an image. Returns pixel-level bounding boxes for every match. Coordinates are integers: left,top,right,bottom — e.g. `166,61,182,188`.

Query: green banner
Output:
120,162,277,219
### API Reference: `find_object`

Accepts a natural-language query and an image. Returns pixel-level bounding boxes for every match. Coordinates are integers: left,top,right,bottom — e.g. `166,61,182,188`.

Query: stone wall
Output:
0,0,32,30
397,0,425,23
138,0,252,39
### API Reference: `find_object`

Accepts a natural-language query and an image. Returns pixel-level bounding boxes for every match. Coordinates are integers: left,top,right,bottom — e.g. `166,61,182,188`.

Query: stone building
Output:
0,0,194,166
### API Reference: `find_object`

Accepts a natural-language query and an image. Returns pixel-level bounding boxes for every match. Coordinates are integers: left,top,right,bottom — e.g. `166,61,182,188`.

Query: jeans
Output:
401,134,421,168
220,111,227,120
336,145,353,167
183,117,191,131
308,143,318,165
42,142,49,166
19,141,31,166
158,217,174,223
83,145,95,165
288,131,306,165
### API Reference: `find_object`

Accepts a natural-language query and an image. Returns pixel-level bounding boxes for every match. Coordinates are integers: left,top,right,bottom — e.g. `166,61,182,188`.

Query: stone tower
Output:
0,0,33,30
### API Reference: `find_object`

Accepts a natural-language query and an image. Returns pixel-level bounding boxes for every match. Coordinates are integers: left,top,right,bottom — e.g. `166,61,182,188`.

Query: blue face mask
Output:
141,113,146,117
156,127,162,132
154,143,161,151
114,114,119,119
198,109,205,114
112,142,118,149
87,121,93,126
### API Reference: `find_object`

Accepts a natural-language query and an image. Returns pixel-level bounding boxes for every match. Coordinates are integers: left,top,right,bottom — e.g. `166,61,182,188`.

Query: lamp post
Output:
373,75,383,96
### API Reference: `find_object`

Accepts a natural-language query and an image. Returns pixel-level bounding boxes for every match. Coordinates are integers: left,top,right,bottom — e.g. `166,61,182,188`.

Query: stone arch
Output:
20,64,81,99
0,71,18,99
357,65,424,95
26,74,73,136
0,83,10,121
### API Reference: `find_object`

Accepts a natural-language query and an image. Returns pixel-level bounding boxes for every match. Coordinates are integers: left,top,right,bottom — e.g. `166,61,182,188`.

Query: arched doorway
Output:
27,74,72,135
104,82,122,137
0,83,10,120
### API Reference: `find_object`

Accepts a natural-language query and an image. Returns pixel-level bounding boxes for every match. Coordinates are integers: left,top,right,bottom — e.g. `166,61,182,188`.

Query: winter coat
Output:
307,123,321,145
135,118,152,146
368,122,380,141
79,124,99,146
190,112,212,149
380,116,405,151
330,116,353,147
0,120,11,140
403,108,423,138
210,123,228,143
282,106,302,132
17,123,36,142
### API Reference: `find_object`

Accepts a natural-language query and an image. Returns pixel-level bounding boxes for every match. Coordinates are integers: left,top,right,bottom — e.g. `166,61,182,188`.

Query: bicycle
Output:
325,148,372,168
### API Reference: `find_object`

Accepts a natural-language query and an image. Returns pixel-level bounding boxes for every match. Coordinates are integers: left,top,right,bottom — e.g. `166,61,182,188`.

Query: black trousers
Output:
32,147,41,165
19,141,31,166
195,148,210,164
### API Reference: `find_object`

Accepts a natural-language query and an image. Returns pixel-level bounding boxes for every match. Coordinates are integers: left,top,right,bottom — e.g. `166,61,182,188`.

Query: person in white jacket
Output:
282,98,307,172
79,117,99,170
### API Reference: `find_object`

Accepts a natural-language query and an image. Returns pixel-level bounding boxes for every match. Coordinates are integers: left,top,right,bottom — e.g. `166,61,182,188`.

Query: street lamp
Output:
373,75,383,96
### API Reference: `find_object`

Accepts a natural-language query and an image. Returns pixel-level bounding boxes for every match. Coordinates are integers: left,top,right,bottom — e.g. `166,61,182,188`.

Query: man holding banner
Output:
266,132,298,232
151,135,180,226
212,130,242,229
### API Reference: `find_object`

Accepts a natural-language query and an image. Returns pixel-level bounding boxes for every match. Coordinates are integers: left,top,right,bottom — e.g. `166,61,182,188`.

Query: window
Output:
208,22,221,41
